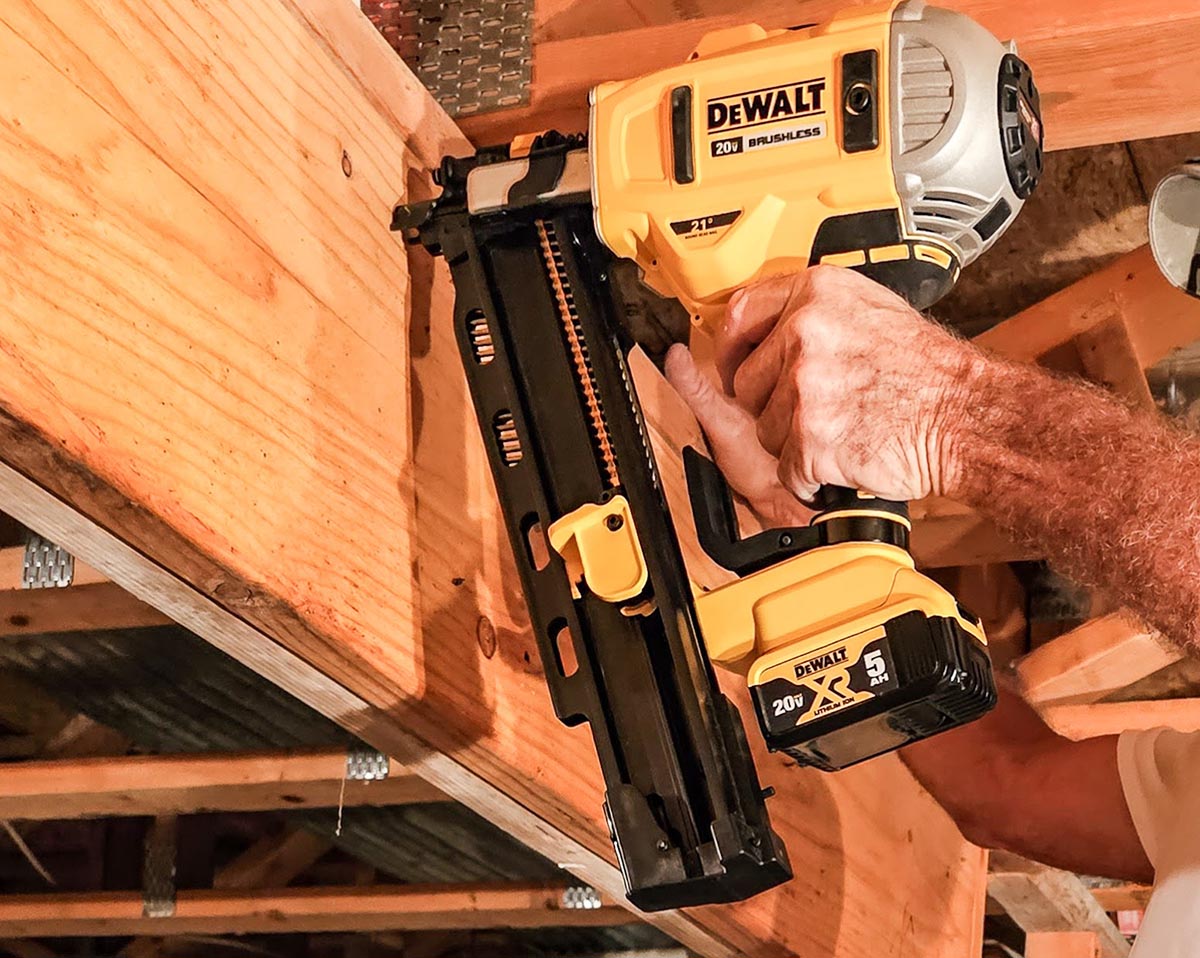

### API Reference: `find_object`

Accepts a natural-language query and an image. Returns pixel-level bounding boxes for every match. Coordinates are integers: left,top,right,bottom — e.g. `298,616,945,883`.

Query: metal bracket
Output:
346,745,390,782
561,885,603,910
142,815,177,918
22,533,75,589
361,0,533,117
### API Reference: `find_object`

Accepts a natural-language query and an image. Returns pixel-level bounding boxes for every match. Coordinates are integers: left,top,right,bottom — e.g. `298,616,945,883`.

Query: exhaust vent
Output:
910,189,991,264
897,38,953,153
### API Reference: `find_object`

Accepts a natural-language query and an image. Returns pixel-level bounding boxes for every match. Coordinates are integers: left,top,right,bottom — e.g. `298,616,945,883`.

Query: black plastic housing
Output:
394,139,790,911
753,611,997,772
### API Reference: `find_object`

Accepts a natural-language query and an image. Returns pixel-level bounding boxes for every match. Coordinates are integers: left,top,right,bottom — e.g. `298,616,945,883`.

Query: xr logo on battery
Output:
802,671,852,711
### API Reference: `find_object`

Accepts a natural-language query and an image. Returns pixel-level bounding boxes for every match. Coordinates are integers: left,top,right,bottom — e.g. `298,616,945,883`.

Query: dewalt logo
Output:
707,79,827,133
793,646,848,680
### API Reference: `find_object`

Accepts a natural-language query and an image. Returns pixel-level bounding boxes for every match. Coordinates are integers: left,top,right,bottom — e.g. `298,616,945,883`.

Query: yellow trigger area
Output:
547,496,649,603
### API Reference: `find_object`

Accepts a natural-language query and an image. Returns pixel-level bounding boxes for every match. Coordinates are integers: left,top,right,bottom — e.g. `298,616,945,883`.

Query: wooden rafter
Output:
212,829,334,891
976,245,1200,373
0,545,168,635
119,832,336,958
1025,932,1101,958
1040,698,1200,740
988,852,1128,958
0,884,637,938
459,0,1200,151
1089,884,1152,913
1015,613,1180,709
0,749,444,820
119,829,335,958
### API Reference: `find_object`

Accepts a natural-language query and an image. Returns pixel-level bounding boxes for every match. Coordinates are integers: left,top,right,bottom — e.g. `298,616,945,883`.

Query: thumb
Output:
665,344,814,527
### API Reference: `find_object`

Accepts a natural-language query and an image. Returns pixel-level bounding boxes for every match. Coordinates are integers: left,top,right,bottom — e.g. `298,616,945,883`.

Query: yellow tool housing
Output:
590,0,1042,329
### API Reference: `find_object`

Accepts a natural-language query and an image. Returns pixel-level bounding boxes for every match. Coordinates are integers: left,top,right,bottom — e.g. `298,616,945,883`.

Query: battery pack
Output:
751,610,996,771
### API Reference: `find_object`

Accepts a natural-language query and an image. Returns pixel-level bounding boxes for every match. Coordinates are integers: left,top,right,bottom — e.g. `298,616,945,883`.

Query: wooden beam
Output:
907,498,1035,569
975,246,1200,373
0,3,990,957
988,852,1129,958
0,749,445,820
0,582,171,636
461,0,1200,151
0,884,637,938
121,828,334,958
1015,613,1180,708
213,829,333,891
1088,883,1152,913
1025,932,1100,958
0,544,168,635
1040,698,1200,740
0,540,161,634
1073,310,1156,411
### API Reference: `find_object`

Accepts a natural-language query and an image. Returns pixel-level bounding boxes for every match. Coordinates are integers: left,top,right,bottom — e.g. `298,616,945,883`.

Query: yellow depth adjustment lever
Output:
684,449,994,772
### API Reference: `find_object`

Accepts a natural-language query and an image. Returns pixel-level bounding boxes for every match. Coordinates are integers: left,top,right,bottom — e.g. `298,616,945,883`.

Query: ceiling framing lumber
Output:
0,749,445,820
459,0,1200,151
1040,698,1200,740
1025,932,1101,958
976,246,1200,373
0,544,169,635
0,582,171,637
1015,613,1180,708
212,829,334,891
1088,883,1152,913
988,852,1129,958
0,884,637,938
0,2,989,957
119,829,334,958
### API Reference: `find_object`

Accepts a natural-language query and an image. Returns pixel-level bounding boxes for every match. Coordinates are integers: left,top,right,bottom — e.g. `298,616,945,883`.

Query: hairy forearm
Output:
902,689,1152,882
944,350,1200,651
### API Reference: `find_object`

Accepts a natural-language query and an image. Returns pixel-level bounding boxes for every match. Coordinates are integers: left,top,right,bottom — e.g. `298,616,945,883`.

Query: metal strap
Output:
142,816,177,918
346,745,390,782
361,0,533,117
561,885,603,910
22,533,74,589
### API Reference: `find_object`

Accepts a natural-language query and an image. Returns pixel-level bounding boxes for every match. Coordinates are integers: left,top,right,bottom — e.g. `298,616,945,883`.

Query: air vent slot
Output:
897,37,953,153
493,409,523,467
465,308,495,365
910,189,991,264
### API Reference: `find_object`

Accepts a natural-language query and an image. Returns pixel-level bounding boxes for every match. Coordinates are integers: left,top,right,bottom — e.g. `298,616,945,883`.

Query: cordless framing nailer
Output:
395,0,1043,911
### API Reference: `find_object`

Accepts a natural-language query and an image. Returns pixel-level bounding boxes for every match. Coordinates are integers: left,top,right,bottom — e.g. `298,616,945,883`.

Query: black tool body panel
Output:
402,148,789,910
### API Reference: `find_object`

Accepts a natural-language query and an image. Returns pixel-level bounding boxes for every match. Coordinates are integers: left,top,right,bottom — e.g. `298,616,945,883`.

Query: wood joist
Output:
459,0,1200,151
988,852,1128,958
0,749,445,820
0,884,636,938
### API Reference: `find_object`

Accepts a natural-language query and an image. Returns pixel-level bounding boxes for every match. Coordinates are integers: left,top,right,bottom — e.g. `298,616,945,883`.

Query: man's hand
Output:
666,265,977,505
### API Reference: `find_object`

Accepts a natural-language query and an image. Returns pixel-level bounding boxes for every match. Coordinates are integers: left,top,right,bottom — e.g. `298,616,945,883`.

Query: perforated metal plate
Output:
142,816,178,919
22,533,74,589
362,0,533,118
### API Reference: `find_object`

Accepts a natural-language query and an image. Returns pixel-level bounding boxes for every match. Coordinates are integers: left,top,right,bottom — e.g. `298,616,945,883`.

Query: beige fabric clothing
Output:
1119,728,1200,955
